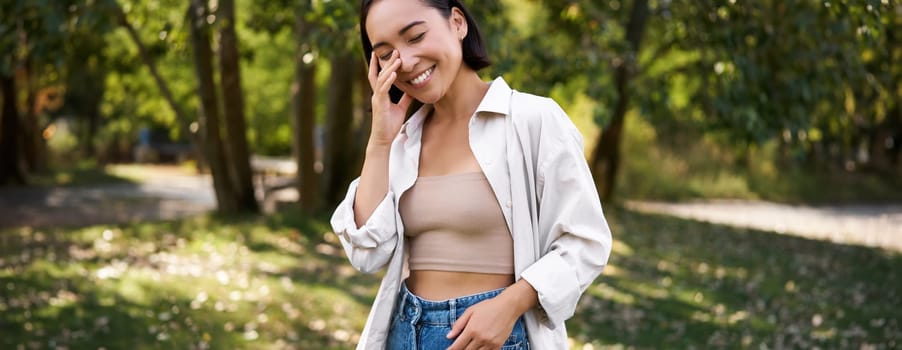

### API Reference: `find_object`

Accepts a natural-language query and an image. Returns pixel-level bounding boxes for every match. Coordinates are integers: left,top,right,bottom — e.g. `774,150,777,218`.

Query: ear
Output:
450,7,468,40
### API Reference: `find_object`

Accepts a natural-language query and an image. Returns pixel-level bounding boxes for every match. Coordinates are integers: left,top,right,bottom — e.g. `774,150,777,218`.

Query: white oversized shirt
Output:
330,77,613,349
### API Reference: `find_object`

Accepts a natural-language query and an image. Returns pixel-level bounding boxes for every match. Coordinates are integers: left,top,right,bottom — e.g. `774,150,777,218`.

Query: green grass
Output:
615,115,902,204
0,211,379,349
569,209,901,349
1,208,899,349
26,161,136,188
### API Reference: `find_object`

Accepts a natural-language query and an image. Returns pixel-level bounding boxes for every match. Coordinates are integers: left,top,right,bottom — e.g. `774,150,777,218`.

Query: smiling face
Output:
365,0,469,104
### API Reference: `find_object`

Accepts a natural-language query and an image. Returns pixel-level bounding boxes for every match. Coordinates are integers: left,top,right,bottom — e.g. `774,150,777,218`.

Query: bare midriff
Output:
406,270,515,301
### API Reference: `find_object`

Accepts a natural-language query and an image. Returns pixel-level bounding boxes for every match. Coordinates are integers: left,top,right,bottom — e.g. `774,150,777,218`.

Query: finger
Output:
447,310,472,339
377,51,402,80
446,334,471,350
377,71,398,96
374,54,401,94
368,51,379,88
397,92,413,109
463,341,485,350
376,54,403,91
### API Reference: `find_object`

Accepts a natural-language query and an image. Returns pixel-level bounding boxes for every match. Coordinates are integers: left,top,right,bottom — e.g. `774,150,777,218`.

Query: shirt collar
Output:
474,76,512,116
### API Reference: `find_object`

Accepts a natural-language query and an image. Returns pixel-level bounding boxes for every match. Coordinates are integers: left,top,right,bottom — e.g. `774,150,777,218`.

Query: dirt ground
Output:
0,166,216,228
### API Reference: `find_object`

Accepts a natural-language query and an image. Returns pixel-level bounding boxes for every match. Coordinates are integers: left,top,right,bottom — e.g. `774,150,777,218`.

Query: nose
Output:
398,49,418,73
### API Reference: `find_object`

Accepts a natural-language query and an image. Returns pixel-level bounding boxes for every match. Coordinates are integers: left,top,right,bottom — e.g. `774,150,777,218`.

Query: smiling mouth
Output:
408,66,435,86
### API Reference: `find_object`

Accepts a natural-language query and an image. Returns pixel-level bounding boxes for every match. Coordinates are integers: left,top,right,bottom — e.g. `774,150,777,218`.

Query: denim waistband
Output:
396,283,505,326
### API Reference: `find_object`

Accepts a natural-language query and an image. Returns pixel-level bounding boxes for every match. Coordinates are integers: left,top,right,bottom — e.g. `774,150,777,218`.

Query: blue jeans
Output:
386,283,530,350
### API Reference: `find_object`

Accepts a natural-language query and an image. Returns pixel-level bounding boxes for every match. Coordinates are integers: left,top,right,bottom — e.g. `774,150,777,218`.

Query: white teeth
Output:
410,67,433,85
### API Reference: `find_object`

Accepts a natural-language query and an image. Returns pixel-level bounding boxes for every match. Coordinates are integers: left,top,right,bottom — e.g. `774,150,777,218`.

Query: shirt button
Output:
506,201,512,208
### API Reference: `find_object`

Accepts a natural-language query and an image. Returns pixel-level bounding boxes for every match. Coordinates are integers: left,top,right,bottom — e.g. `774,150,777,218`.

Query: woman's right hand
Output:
368,50,413,147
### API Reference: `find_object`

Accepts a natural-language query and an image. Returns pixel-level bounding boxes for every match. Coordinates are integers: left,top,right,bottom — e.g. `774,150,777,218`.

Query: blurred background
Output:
0,0,900,349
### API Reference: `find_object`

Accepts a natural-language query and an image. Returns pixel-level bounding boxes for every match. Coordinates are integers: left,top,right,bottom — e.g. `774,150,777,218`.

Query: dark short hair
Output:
359,0,491,102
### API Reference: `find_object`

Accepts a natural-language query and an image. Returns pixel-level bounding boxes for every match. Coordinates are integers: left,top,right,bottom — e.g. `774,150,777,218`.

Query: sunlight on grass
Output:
590,284,637,305
25,161,135,188
611,240,634,257
1,208,899,348
616,114,902,203
568,208,901,348
0,213,376,349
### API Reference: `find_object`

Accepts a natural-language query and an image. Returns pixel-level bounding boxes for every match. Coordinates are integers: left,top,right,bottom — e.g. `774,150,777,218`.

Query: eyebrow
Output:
372,21,426,50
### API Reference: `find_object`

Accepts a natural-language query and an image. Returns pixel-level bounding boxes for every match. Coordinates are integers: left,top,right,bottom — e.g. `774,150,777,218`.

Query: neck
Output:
431,68,489,124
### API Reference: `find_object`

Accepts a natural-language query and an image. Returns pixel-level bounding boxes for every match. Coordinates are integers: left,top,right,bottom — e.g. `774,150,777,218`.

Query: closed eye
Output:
409,32,425,43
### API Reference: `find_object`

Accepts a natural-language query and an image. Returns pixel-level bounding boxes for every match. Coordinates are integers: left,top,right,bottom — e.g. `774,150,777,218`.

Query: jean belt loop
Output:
411,295,421,324
449,299,457,323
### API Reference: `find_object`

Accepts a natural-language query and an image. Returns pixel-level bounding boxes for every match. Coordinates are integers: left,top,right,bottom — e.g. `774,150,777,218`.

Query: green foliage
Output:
617,113,902,203
503,0,900,175
239,22,295,155
5,0,899,198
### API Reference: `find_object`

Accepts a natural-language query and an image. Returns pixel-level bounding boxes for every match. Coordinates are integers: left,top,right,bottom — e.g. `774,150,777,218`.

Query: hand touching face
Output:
365,0,468,104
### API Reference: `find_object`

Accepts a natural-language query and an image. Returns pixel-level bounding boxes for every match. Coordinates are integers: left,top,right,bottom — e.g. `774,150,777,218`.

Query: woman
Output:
330,0,613,348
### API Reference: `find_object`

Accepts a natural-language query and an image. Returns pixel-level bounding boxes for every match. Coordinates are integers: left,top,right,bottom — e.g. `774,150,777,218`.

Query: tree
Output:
531,0,652,202
109,0,259,213
188,0,239,213
111,0,204,163
290,0,321,213
322,53,357,208
217,0,260,213
0,0,80,184
589,0,650,201
0,73,26,185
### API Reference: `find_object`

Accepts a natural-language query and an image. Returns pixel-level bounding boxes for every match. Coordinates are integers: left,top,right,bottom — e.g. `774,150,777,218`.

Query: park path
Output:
0,166,217,229
0,164,301,229
2,165,900,253
626,200,902,252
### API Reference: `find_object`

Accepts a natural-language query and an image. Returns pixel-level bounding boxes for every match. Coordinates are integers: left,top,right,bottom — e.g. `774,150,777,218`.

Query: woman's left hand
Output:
445,295,518,350
445,280,537,350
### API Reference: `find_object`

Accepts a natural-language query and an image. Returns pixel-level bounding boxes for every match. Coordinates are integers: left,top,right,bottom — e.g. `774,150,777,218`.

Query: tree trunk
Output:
58,45,106,162
291,0,320,213
777,131,789,168
83,75,104,160
80,56,107,161
322,53,356,207
354,56,373,172
217,0,259,213
886,8,902,171
589,0,649,202
0,73,26,185
21,63,40,172
189,0,239,213
112,2,204,164
16,21,46,173
890,105,902,171
22,78,43,172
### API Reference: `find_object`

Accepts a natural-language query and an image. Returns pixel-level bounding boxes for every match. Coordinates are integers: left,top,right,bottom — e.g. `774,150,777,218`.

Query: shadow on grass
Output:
0,212,371,349
570,207,902,348
1,207,899,349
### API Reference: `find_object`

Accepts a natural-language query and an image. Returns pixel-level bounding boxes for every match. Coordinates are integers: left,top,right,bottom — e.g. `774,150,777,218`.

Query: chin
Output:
416,95,441,104
402,89,439,105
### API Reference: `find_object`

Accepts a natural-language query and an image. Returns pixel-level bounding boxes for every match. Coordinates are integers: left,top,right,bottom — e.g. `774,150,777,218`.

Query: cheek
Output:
424,35,461,60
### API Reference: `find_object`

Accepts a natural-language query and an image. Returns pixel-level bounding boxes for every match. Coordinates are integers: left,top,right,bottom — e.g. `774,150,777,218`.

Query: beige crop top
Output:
398,171,514,274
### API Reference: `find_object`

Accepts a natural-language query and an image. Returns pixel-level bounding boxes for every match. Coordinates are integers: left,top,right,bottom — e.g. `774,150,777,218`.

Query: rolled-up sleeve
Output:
330,178,399,273
519,101,613,328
